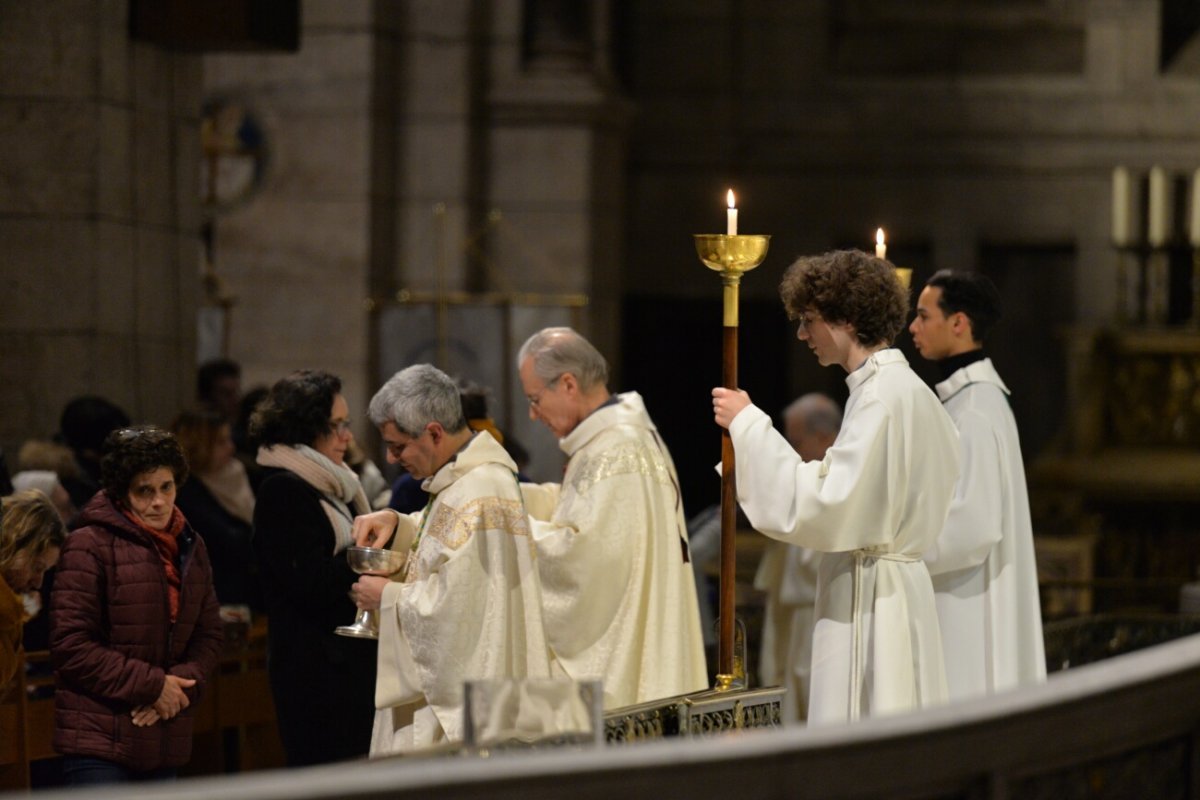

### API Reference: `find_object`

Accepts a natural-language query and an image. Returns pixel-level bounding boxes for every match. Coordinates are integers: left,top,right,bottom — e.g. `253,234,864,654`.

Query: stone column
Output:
0,2,202,452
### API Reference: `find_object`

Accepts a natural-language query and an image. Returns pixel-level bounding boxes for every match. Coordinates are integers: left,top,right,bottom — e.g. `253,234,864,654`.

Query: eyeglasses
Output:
329,419,353,435
526,375,562,408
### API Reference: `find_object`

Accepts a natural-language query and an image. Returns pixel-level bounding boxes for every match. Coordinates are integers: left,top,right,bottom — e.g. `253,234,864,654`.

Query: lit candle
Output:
1111,166,1133,247
1190,168,1200,247
875,228,886,259
1148,166,1171,248
726,189,737,236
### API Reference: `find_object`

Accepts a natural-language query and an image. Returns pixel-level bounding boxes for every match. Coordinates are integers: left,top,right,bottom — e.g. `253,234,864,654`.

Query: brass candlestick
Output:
694,233,770,691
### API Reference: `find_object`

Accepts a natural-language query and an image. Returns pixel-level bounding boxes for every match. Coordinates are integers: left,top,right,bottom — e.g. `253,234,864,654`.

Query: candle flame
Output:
727,189,736,209
876,227,885,246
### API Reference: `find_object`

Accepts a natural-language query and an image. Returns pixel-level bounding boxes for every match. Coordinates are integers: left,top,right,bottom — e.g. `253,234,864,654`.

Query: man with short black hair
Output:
910,269,1046,701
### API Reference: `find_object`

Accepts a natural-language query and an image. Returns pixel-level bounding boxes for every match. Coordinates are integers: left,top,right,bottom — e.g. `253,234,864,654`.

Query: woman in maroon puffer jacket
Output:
50,426,223,785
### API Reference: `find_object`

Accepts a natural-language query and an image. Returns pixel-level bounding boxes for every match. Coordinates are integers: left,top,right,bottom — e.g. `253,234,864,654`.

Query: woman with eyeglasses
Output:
50,426,223,785
1,490,66,687
249,370,375,766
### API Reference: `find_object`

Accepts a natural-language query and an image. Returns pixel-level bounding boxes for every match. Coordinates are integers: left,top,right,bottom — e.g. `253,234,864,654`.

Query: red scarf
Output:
122,506,186,622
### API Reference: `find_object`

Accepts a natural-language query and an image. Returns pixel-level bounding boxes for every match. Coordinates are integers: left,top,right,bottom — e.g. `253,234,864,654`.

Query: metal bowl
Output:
345,545,407,576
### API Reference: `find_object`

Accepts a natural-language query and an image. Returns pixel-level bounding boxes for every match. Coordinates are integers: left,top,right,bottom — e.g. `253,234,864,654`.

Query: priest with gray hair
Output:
350,363,550,754
516,327,707,709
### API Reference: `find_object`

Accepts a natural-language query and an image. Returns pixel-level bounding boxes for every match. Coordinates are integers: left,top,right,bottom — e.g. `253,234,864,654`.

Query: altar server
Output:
713,249,959,724
350,365,550,754
910,270,1045,701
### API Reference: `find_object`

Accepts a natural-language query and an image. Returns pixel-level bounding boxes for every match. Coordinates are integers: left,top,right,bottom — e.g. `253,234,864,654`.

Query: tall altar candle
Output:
875,228,886,259
726,190,737,235
1190,168,1200,247
1148,166,1171,248
1111,166,1133,247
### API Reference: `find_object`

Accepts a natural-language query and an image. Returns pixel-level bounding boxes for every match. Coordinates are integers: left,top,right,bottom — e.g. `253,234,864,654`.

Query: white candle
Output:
875,227,886,259
1190,168,1200,247
726,189,737,236
1111,166,1133,247
1148,166,1171,248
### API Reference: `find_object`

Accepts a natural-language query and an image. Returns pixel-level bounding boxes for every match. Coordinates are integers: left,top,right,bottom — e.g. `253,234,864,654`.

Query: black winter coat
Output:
252,467,376,766
50,492,223,771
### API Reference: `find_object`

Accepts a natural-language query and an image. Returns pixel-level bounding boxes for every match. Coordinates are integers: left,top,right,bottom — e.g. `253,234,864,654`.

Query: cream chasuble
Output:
522,392,708,709
370,433,551,755
925,358,1046,701
729,349,958,725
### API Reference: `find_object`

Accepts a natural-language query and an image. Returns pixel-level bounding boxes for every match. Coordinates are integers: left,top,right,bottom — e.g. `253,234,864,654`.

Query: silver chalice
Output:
335,545,407,639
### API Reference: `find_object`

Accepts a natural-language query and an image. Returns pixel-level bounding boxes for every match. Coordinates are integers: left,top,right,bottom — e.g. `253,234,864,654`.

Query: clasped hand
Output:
132,674,196,727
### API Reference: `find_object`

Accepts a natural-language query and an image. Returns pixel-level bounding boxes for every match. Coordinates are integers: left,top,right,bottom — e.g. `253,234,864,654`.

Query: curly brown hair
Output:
99,426,189,500
250,370,342,448
779,249,909,346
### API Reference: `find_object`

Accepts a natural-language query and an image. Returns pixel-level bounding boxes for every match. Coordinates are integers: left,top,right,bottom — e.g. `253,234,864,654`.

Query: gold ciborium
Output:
694,233,769,691
894,267,912,290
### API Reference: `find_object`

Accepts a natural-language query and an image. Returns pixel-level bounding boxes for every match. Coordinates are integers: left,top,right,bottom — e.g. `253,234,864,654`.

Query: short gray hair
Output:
368,364,467,437
784,393,842,437
517,327,608,392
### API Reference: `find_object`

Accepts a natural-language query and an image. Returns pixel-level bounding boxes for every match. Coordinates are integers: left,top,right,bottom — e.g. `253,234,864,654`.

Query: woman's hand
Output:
712,387,752,429
152,674,196,720
131,705,161,727
352,510,399,548
351,575,388,611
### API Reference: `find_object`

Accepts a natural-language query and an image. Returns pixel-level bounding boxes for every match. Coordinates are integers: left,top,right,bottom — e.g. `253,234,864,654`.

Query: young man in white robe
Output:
713,249,959,725
349,365,550,754
754,392,840,723
516,327,708,710
910,269,1046,701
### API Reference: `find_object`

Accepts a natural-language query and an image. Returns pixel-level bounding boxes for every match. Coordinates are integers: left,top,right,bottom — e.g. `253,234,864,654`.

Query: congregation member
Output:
170,409,262,611
1,491,65,686
196,358,243,425
57,395,130,509
251,370,375,766
518,328,706,708
51,427,223,785
754,392,841,723
909,269,1046,700
712,249,959,724
350,365,550,754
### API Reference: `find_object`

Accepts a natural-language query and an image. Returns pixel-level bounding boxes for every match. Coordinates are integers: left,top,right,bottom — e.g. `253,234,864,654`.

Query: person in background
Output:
712,249,959,724
11,470,76,524
170,409,262,611
1,491,66,686
197,358,243,425
250,370,375,766
58,395,130,509
909,269,1045,700
754,393,841,722
232,386,269,494
51,426,223,785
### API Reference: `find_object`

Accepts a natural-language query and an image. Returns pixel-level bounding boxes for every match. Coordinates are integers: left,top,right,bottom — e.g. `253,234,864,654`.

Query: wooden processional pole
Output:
694,230,769,690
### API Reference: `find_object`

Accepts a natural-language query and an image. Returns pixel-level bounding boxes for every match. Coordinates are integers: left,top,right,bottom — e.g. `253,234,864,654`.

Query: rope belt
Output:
849,547,921,721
